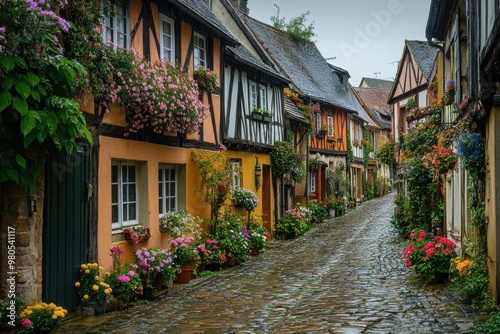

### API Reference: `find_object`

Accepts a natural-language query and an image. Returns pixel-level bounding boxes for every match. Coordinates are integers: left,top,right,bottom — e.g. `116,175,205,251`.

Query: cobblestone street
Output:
56,193,483,333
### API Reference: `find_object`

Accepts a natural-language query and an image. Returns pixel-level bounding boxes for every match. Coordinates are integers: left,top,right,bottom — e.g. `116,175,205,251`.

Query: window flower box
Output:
123,226,151,245
251,108,263,121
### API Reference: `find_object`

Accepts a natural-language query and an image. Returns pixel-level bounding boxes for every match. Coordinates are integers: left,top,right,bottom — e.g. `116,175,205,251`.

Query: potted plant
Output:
233,187,259,212
74,262,112,314
169,237,200,283
193,66,218,92
251,107,263,121
19,302,67,333
159,210,202,239
422,145,459,176
309,156,322,172
0,295,26,333
130,247,175,297
275,204,311,240
123,226,151,245
104,269,143,310
443,80,455,105
243,222,268,255
404,229,457,283
195,238,226,271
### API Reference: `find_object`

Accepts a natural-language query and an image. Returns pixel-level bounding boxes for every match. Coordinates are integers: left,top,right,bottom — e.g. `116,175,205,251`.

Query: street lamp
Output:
254,157,261,190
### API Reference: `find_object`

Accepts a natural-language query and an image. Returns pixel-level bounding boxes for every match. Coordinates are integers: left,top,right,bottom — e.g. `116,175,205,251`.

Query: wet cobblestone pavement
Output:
56,193,485,333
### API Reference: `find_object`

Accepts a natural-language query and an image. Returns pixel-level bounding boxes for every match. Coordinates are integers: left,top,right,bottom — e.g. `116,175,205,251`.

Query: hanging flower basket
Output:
123,226,151,245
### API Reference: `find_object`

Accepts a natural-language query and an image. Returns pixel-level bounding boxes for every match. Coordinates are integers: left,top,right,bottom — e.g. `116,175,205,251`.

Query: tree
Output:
270,5,316,44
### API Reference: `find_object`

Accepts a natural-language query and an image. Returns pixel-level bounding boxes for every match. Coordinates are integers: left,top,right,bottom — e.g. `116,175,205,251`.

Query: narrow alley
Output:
55,194,481,333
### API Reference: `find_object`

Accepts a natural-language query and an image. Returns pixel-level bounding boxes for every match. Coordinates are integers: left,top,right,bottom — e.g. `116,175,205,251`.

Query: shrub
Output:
275,204,311,239
307,200,328,223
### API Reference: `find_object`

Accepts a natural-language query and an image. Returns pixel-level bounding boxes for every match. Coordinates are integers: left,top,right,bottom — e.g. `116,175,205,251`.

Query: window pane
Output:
129,203,136,220
169,198,176,211
128,165,136,182
122,203,128,221
112,184,118,203
112,204,118,224
112,165,118,183
128,184,136,201
159,198,164,215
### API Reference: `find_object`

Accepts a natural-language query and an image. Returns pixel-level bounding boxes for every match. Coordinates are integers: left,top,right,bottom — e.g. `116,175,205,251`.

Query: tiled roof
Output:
354,87,392,130
406,40,438,80
225,45,289,82
173,0,239,44
284,98,310,124
243,15,355,112
359,77,394,90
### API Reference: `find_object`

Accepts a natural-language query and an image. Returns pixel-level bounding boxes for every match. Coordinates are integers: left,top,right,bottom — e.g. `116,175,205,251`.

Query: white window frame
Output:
250,81,258,111
231,160,241,190
102,0,129,50
193,32,206,69
327,116,334,137
160,14,175,62
112,161,138,231
316,113,322,133
159,164,177,216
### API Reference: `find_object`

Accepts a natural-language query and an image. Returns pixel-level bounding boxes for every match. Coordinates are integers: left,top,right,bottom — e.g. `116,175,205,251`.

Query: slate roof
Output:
348,84,377,127
359,77,394,90
284,98,310,124
242,15,355,112
225,45,289,82
173,0,239,45
354,87,392,130
406,40,438,80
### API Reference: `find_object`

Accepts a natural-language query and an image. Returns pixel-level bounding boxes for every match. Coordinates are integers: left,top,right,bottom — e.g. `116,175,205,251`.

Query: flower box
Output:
316,133,325,140
123,226,151,245
263,115,272,123
251,111,263,121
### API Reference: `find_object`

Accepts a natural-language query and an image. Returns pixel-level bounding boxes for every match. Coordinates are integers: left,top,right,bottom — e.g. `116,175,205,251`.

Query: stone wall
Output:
0,171,44,304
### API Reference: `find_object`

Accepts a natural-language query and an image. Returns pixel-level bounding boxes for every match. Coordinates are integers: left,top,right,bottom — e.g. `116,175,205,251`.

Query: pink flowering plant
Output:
131,247,176,288
169,237,200,266
110,52,208,136
275,204,312,239
104,269,142,309
193,66,218,92
195,238,226,265
422,145,458,176
404,229,457,283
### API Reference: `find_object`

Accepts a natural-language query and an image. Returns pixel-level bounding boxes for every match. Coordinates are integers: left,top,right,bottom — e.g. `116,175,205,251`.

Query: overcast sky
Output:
247,0,432,87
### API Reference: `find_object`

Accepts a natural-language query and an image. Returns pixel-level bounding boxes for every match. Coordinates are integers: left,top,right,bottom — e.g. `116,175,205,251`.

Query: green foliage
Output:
215,211,249,264
104,269,142,309
327,163,348,199
375,139,395,167
0,294,26,326
346,133,353,166
0,1,92,191
275,204,311,239
482,311,500,333
307,200,328,224
271,5,316,44
270,134,297,178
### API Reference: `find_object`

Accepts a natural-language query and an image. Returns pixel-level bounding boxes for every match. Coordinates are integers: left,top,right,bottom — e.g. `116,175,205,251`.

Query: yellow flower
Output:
104,289,111,294
457,259,473,275
83,295,89,300
81,264,88,269
105,272,111,276
99,266,104,271
95,275,100,280
85,269,90,274
49,303,56,309
92,284,99,291
52,314,58,319
75,281,80,287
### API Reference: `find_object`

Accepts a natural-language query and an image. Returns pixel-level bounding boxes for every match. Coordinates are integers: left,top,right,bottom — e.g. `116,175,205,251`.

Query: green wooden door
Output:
43,143,89,311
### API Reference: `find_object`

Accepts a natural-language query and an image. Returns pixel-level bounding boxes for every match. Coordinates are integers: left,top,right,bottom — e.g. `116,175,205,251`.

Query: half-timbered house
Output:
212,0,290,232
242,15,357,204
39,0,239,310
387,40,438,184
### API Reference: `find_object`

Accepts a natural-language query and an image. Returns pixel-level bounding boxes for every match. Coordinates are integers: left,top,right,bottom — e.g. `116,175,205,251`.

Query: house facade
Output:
387,40,439,190
427,0,500,300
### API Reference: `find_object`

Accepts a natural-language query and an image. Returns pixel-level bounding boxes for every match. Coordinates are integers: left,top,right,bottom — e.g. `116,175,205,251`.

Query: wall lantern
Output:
254,157,261,190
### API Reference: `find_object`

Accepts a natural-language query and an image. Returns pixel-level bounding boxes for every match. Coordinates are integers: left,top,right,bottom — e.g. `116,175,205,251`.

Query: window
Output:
316,113,321,133
160,15,175,62
112,161,138,230
193,32,206,69
327,116,334,137
102,0,129,50
159,165,177,216
259,86,267,110
250,82,257,111
231,160,241,190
